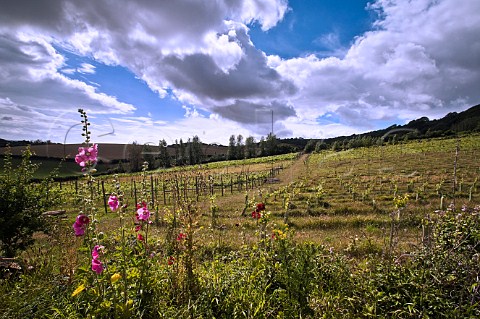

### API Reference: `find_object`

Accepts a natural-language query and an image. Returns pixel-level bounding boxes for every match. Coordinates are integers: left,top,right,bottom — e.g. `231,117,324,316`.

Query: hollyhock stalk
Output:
136,161,153,298
74,109,100,252
111,175,129,306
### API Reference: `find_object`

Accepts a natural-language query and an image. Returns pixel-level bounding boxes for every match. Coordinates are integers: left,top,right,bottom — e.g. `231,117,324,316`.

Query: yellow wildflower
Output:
71,284,85,297
111,273,122,283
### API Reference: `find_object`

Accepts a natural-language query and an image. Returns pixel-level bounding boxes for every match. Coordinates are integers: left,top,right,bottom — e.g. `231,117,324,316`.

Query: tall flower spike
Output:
78,108,91,144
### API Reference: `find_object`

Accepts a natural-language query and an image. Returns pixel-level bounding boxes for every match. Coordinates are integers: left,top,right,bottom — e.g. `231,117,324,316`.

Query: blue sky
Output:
249,0,373,59
0,0,479,145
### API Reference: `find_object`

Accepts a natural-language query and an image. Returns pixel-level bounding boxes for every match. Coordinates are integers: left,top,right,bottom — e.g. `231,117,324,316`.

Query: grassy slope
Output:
49,134,480,254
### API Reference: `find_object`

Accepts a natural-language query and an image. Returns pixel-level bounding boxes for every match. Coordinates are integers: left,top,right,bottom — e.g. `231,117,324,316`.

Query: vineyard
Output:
1,132,480,318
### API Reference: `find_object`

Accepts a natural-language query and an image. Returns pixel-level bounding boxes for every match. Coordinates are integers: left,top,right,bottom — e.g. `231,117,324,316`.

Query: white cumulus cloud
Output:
0,0,479,143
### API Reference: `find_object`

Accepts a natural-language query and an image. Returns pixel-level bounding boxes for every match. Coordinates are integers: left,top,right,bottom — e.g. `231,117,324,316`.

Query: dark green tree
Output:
127,141,143,172
331,140,342,151
227,135,236,160
187,138,193,165
191,135,203,164
158,139,170,168
142,143,156,169
266,133,277,156
236,134,244,159
179,138,186,165
314,140,327,152
0,147,61,257
174,139,179,164
245,136,256,158
259,136,266,157
304,140,317,153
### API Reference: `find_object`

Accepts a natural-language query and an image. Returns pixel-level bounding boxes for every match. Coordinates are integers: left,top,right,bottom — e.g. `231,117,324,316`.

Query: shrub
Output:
0,147,61,257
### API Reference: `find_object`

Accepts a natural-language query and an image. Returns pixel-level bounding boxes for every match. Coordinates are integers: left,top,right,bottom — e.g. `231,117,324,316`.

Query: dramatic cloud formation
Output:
272,0,480,130
0,0,479,144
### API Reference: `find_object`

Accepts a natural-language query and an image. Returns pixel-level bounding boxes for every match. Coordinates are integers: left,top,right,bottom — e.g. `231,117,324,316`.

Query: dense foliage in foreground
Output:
0,204,479,318
0,147,61,257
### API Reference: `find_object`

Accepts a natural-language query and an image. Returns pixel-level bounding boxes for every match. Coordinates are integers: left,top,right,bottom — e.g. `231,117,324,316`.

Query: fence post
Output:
221,175,224,196
210,176,214,196
195,176,199,197
154,178,159,206
163,181,167,204
101,180,108,214
183,178,187,200
130,179,134,197
150,175,155,207
133,180,138,206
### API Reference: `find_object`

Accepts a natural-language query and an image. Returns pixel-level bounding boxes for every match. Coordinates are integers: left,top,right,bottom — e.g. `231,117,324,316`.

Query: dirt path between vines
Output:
212,153,310,215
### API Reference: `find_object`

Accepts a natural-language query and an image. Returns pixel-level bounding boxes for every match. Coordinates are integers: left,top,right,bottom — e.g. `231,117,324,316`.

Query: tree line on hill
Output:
124,133,287,172
0,138,56,148
2,104,479,172
299,103,480,153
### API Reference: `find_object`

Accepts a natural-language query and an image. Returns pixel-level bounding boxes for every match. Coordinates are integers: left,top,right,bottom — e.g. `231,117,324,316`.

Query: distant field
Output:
0,142,227,161
0,156,116,179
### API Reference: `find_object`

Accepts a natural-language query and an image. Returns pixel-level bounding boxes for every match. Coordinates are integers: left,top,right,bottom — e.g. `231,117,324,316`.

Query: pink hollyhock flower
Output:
72,221,85,236
72,214,89,236
76,214,90,225
135,225,142,232
137,233,144,241
91,258,103,274
108,195,119,211
75,144,98,167
176,233,186,241
251,211,261,219
92,245,104,260
136,206,151,221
